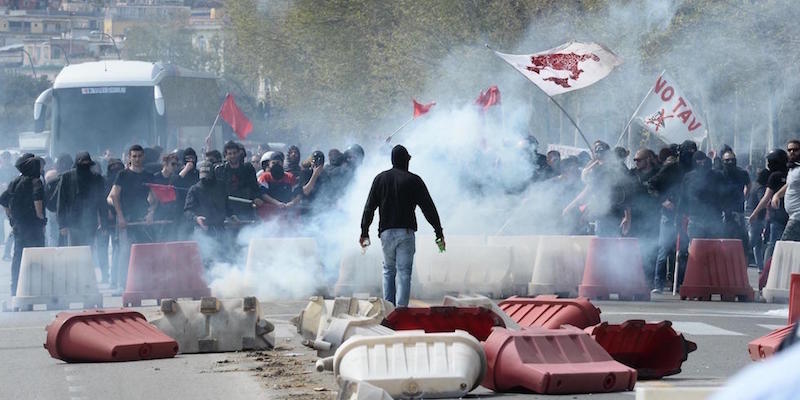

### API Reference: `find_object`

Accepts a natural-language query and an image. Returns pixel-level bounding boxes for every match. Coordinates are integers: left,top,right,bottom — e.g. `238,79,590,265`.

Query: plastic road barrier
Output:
12,246,102,311
578,237,651,300
442,294,520,330
149,296,274,353
413,235,514,299
328,330,486,399
382,306,506,341
763,241,800,303
679,239,754,302
293,296,394,341
304,316,394,358
529,235,593,297
487,235,541,296
338,380,394,400
481,327,637,394
586,320,697,379
122,241,210,307
498,295,601,329
748,323,796,361
45,309,178,362
334,247,384,297
790,274,800,324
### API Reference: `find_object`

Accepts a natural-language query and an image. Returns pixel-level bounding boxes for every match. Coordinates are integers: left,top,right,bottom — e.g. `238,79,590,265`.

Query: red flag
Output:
412,99,435,119
219,93,253,139
147,183,176,203
474,85,501,111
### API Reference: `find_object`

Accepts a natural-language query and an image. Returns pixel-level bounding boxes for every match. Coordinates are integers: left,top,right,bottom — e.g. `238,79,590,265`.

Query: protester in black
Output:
0,154,46,296
751,148,790,262
629,148,661,289
55,152,106,247
185,161,230,263
746,169,771,269
215,141,264,222
148,153,181,241
719,150,751,253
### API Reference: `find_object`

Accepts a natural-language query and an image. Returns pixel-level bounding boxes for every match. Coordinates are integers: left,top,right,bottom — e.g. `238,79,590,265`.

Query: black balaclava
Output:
391,145,411,171
17,156,41,178
74,151,94,178
679,140,698,170
270,163,285,180
693,151,711,171
767,149,789,173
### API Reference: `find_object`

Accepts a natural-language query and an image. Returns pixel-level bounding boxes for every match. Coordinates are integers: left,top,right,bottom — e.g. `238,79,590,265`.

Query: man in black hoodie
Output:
185,161,230,263
55,152,106,246
360,145,444,307
0,154,46,296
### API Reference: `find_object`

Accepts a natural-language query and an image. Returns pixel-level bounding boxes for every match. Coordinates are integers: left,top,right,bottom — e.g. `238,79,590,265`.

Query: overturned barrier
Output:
12,246,103,311
382,306,505,341
586,320,697,379
304,316,394,358
748,324,796,361
487,235,541,296
293,296,394,341
763,241,800,303
413,235,512,299
442,294,520,330
322,330,486,399
481,327,636,394
122,241,210,307
528,235,593,297
579,237,650,301
45,309,178,362
679,239,753,302
498,295,601,329
338,380,394,400
149,296,274,353
333,247,384,297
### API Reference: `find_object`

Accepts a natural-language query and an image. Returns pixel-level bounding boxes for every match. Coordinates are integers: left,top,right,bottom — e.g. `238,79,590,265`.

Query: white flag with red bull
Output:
634,71,707,144
494,41,623,96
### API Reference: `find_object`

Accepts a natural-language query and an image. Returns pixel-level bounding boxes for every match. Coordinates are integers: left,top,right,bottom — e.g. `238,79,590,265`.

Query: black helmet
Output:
767,149,789,172
344,144,365,164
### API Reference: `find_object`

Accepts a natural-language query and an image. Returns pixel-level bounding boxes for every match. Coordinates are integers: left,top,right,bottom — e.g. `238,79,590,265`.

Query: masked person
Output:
719,150,751,251
258,151,299,225
299,150,333,216
173,148,199,240
360,145,444,307
184,161,230,264
0,154,46,296
147,153,181,241
629,148,661,289
55,152,106,247
751,148,792,261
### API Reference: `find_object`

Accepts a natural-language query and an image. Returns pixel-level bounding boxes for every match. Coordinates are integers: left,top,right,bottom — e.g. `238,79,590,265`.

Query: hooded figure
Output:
0,154,46,296
185,160,230,233
55,152,107,246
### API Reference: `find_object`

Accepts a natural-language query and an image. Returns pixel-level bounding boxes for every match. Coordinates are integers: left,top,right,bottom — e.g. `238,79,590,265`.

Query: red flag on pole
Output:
412,99,435,119
474,85,501,111
146,183,176,203
219,93,253,139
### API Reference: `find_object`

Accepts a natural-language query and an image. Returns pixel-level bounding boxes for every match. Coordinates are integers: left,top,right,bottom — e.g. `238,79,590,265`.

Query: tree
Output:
0,71,51,147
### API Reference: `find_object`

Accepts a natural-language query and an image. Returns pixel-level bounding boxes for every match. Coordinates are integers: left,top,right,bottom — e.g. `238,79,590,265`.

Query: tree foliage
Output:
0,71,51,147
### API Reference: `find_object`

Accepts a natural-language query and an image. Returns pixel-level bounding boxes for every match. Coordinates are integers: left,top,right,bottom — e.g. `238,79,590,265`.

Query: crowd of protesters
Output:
0,133,797,297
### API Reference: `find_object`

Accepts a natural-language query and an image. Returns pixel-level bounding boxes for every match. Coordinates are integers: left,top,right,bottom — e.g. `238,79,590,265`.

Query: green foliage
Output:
0,71,51,147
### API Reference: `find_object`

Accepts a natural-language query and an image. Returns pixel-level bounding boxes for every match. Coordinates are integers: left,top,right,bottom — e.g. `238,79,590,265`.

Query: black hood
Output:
15,154,41,177
391,145,410,171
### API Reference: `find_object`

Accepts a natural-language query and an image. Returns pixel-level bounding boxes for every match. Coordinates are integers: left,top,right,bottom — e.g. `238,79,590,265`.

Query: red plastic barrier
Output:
44,309,179,362
679,239,754,302
381,306,504,341
790,274,800,324
497,295,601,329
578,237,651,300
586,320,697,379
482,327,636,394
748,324,795,361
123,241,210,307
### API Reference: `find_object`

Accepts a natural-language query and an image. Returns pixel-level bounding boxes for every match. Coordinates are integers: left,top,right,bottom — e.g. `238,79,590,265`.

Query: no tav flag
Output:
633,71,706,145
494,41,622,96
219,93,253,139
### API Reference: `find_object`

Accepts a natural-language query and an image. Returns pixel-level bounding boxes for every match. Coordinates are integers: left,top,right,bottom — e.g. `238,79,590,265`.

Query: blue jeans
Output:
654,213,676,289
380,229,415,307
764,221,786,262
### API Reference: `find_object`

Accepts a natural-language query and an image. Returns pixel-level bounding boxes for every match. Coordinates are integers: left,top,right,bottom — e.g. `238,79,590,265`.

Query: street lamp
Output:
49,43,70,65
90,30,121,60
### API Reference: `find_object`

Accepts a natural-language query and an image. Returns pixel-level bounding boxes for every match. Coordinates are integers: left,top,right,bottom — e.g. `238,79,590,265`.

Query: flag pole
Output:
615,70,664,147
385,116,414,143
487,44,593,151
204,95,227,153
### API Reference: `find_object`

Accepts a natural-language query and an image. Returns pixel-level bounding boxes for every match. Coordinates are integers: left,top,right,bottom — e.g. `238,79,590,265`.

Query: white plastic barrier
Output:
330,330,486,399
334,247,384,297
149,296,274,353
764,241,800,303
442,294,520,330
304,315,394,357
413,235,512,299
487,235,541,295
528,235,594,297
12,246,102,311
338,380,394,400
293,296,394,341
244,237,322,299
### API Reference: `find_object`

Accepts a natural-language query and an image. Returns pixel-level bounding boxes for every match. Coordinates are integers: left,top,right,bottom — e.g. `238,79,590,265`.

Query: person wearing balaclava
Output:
360,145,444,307
675,151,724,288
174,147,199,240
257,151,300,223
55,152,106,247
184,160,230,264
0,154,46,296
751,147,791,262
718,150,751,253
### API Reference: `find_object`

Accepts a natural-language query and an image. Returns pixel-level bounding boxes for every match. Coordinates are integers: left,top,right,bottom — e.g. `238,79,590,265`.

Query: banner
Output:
634,71,706,144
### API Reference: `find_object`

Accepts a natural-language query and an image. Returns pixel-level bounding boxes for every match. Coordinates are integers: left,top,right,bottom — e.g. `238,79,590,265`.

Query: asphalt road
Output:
0,254,787,400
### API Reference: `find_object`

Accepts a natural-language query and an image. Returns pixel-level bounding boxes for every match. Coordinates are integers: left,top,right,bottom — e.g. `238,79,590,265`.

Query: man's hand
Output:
436,235,446,252
771,193,782,209
195,216,208,230
620,216,631,236
359,236,370,248
253,198,264,207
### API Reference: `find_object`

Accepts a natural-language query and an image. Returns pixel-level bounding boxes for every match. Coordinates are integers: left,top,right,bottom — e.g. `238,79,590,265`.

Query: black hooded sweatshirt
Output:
0,155,44,227
360,146,443,238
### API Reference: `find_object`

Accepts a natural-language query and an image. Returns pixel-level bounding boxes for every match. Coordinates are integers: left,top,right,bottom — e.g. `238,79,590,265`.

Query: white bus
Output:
33,60,220,156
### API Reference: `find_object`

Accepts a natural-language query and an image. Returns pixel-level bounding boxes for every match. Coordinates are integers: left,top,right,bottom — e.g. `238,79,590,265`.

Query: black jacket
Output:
184,179,230,228
360,167,443,238
55,168,106,231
